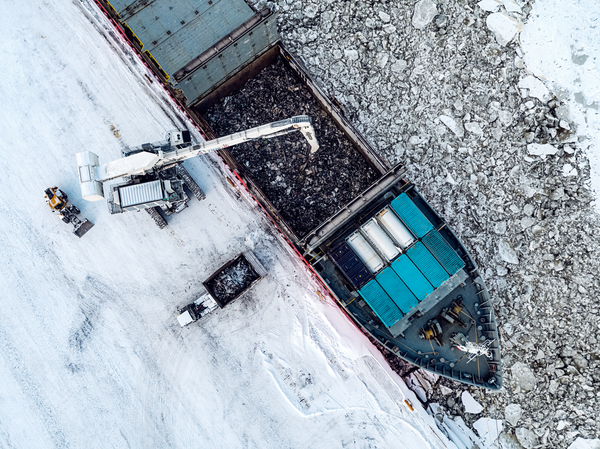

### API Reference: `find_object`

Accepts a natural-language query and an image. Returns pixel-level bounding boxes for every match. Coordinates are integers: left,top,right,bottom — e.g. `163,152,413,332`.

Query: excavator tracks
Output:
176,164,206,201
145,207,168,229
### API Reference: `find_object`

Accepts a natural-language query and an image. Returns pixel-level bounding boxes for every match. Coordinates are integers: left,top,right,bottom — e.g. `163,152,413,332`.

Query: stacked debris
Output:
205,57,378,237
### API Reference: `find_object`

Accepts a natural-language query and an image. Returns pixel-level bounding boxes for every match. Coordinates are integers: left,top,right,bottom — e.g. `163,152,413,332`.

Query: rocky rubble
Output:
246,0,600,446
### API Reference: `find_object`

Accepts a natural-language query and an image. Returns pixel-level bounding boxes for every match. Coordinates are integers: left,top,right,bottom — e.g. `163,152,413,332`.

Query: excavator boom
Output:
76,115,319,202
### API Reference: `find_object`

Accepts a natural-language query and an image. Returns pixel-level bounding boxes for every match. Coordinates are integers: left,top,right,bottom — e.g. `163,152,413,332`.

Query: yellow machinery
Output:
45,187,94,237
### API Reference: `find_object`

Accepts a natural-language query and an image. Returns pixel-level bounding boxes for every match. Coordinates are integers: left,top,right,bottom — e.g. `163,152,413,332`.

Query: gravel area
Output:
243,0,600,447
205,57,379,237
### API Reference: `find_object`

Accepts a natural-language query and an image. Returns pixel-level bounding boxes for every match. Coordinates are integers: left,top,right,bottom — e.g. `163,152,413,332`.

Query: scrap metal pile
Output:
205,57,378,237
205,256,260,304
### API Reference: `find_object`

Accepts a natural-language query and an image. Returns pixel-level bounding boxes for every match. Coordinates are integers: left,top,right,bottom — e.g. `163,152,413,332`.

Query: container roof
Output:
111,0,255,75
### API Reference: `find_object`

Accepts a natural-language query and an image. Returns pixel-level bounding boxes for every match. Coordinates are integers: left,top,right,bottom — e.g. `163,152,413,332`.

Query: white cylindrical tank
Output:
361,219,400,261
347,232,384,274
377,207,415,249
76,151,105,201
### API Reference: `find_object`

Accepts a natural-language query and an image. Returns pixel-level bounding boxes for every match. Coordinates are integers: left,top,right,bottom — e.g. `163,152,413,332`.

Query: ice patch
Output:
516,427,537,448
504,403,522,426
486,12,522,46
518,75,552,102
461,391,483,413
473,417,503,448
378,11,390,23
568,438,600,449
391,59,408,73
412,0,437,30
511,362,537,391
498,239,519,264
439,115,465,137
464,122,483,136
528,143,558,158
477,0,500,12
344,49,359,61
563,163,577,176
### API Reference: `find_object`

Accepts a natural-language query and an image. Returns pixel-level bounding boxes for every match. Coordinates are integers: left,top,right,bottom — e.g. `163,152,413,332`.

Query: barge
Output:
92,0,502,390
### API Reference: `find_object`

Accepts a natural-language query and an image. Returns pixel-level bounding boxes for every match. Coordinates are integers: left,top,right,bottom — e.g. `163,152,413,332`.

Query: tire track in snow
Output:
0,323,68,448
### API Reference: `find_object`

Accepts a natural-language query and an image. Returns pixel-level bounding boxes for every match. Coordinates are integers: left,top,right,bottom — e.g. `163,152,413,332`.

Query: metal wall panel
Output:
114,0,280,105
375,267,419,314
177,17,279,103
123,0,252,75
358,281,404,328
390,254,434,301
406,241,450,288
390,193,434,238
421,230,465,276
108,0,139,14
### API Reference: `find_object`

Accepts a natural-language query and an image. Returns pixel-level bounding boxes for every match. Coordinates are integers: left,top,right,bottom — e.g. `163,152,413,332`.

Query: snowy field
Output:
0,1,450,448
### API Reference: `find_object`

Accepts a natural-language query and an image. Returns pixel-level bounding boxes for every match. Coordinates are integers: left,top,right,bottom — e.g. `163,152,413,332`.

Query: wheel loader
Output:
44,187,94,237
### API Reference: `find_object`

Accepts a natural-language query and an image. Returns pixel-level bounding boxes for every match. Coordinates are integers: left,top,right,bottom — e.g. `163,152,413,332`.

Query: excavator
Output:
44,187,94,237
75,115,319,228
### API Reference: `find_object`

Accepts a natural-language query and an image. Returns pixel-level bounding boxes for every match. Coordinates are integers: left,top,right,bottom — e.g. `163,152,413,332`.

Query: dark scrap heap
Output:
205,256,260,304
206,57,378,237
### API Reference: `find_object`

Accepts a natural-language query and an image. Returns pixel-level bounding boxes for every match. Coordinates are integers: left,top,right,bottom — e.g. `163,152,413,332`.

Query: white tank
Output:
361,219,400,261
346,232,384,274
377,208,415,249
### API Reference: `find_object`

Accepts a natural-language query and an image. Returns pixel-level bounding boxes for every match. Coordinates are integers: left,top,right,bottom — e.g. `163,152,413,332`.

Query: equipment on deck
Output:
44,187,94,237
450,332,494,363
419,319,444,347
76,116,319,228
439,297,468,327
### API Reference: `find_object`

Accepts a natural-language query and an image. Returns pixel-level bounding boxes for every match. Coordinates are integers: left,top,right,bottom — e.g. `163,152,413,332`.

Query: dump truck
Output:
177,251,268,327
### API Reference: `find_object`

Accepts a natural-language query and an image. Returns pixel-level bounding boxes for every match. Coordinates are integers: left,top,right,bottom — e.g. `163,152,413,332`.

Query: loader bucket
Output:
73,219,94,238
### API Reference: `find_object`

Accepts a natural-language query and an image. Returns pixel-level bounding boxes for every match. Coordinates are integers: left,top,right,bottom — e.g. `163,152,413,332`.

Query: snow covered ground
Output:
520,0,600,208
0,1,449,448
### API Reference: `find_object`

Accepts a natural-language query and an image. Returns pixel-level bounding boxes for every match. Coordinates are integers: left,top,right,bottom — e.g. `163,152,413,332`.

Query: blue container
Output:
406,241,450,288
421,230,465,276
391,254,434,301
358,281,404,328
329,243,373,289
376,267,419,314
390,193,434,238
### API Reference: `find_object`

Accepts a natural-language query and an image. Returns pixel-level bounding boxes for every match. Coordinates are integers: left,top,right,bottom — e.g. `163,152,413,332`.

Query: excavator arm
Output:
76,115,319,202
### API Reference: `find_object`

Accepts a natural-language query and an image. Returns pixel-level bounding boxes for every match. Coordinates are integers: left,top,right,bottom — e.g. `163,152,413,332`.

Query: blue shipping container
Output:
421,230,465,276
406,241,450,288
390,193,434,238
358,281,404,328
375,267,419,314
391,254,434,301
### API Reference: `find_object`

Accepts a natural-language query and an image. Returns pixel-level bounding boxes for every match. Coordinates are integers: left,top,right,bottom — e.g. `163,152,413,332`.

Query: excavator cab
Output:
45,187,67,211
